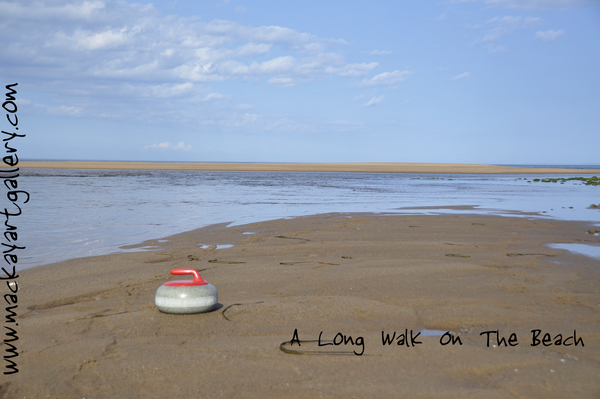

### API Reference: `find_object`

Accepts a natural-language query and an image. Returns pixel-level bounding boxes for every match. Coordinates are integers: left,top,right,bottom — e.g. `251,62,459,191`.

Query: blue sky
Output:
2,0,599,164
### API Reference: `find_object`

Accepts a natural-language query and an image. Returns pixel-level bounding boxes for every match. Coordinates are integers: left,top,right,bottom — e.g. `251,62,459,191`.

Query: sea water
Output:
15,168,600,268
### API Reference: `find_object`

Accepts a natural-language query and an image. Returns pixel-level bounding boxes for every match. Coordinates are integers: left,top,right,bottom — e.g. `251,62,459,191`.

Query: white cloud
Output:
0,0,109,20
47,105,82,116
357,70,412,87
363,95,384,107
268,77,296,87
233,43,272,57
228,22,316,45
452,0,592,9
369,50,393,55
469,14,542,50
535,29,565,41
486,16,541,26
199,92,226,101
17,98,87,116
234,5,247,13
485,43,507,52
136,83,195,98
144,142,192,151
478,15,541,42
326,62,379,77
217,112,260,127
451,72,471,80
484,0,591,9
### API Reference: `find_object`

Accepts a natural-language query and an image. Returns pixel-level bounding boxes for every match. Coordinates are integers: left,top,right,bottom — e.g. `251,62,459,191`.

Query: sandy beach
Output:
19,161,600,174
7,212,600,398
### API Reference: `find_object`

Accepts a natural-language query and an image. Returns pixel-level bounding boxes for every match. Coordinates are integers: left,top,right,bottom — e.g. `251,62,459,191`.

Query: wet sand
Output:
19,161,600,174
7,213,600,398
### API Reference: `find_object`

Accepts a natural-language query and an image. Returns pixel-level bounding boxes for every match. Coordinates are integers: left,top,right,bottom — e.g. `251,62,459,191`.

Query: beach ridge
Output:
17,161,600,174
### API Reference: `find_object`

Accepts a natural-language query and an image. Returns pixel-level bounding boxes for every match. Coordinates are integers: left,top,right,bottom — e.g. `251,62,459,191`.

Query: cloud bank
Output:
0,0,380,123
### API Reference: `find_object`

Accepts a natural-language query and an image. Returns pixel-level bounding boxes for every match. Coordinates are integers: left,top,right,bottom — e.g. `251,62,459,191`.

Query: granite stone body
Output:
155,283,218,314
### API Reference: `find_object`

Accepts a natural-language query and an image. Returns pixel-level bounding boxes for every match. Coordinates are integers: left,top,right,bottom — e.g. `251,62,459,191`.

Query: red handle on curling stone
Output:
164,269,209,286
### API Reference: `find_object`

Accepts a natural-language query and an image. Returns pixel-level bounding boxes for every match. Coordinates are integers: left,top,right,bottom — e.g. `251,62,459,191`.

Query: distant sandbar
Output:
17,161,600,174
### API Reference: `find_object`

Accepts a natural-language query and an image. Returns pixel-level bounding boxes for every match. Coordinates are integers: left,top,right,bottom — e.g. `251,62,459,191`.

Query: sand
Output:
19,161,600,174
5,212,600,398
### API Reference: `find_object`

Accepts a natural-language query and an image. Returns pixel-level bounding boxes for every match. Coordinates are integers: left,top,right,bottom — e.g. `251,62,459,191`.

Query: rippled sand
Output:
9,213,600,397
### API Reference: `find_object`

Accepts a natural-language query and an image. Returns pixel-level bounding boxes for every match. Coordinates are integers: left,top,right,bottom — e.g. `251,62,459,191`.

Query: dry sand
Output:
19,161,600,174
5,213,600,398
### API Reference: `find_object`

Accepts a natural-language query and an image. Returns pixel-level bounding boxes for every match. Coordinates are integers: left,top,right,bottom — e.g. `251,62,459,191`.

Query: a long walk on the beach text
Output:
286,329,584,356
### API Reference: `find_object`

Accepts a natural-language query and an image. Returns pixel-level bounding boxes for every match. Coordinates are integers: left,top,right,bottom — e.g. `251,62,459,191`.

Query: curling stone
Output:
155,268,218,314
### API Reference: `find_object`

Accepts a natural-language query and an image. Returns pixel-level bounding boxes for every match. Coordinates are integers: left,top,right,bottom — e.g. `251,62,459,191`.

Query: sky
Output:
1,0,599,164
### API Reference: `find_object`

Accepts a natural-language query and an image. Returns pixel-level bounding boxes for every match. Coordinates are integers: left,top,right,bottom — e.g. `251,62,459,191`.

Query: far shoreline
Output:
17,161,600,174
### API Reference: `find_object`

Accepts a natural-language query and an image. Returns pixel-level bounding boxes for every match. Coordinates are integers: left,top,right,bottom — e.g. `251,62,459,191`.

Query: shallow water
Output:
547,243,600,260
12,168,600,268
